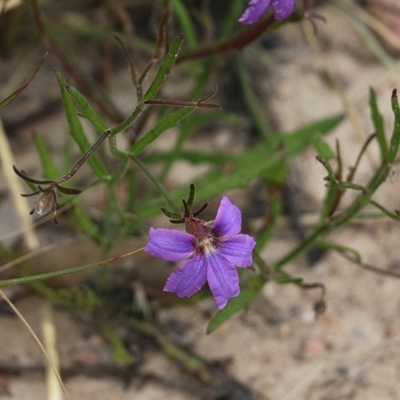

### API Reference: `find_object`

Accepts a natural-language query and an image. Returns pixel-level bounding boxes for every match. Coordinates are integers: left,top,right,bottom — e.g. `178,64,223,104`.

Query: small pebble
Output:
302,337,327,358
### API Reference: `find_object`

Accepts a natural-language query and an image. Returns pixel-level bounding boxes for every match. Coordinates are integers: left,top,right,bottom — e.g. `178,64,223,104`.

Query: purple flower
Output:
238,0,295,24
145,196,256,309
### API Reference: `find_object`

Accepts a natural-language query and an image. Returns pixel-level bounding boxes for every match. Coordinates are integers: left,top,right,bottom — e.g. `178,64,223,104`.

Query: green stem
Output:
129,155,180,213
110,34,185,137
237,52,270,139
273,225,329,272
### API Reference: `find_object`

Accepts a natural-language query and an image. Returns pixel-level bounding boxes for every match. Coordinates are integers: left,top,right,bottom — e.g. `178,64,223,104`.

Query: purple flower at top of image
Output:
239,0,296,24
145,196,256,309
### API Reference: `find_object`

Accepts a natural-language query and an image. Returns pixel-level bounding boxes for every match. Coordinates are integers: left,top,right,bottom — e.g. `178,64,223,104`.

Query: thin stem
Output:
338,250,400,280
113,33,141,101
177,16,278,63
335,139,342,180
57,129,111,184
110,103,146,136
145,83,221,110
346,132,377,182
138,9,171,85
369,199,400,220
13,166,53,185
273,224,329,272
129,155,180,213
144,99,221,109
237,52,270,139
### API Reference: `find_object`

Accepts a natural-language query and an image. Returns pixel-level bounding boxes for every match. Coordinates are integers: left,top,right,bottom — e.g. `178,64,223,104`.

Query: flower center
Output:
185,216,219,256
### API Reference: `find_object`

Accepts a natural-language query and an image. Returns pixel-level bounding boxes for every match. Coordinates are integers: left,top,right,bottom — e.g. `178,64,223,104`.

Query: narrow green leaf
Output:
313,138,335,159
273,271,324,293
143,34,184,102
370,199,400,221
65,85,108,133
102,325,134,364
171,0,197,48
237,53,270,139
0,53,48,111
53,286,102,312
317,155,342,222
351,16,400,73
320,185,340,222
369,88,387,162
55,71,109,180
317,240,362,262
129,107,194,156
0,87,25,111
33,134,60,180
219,0,244,39
387,89,400,163
71,204,102,243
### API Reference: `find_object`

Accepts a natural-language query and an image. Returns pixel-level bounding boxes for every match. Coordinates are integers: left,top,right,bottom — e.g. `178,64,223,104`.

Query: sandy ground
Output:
2,2,400,400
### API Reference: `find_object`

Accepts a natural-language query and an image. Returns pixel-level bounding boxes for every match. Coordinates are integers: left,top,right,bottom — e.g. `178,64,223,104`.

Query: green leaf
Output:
317,240,362,262
0,87,25,111
65,85,108,133
237,53,270,139
219,0,244,39
129,107,194,156
273,271,324,293
350,16,400,73
33,134,60,180
369,88,387,162
55,71,110,180
71,203,102,243
369,199,400,221
207,277,264,333
53,286,102,312
266,161,286,184
313,138,335,159
317,155,341,221
387,89,400,163
171,0,197,48
102,325,134,365
143,34,184,102
0,53,47,111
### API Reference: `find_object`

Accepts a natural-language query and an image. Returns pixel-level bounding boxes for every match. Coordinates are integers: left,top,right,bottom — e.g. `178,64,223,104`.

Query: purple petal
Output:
213,196,241,238
206,253,240,309
272,0,295,19
238,0,271,25
145,228,194,262
164,255,207,297
220,234,256,268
